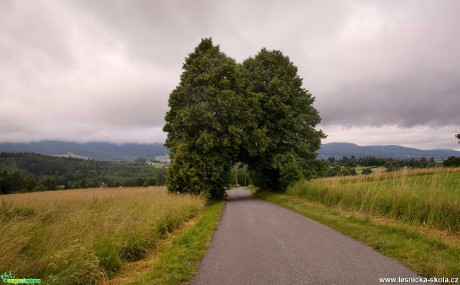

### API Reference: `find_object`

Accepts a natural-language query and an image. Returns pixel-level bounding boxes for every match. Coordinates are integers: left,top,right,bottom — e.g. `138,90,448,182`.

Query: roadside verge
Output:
104,201,224,285
254,191,460,278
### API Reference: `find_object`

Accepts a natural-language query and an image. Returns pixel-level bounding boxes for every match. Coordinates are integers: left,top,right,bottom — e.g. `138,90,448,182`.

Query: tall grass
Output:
136,201,225,285
287,167,460,233
0,187,204,285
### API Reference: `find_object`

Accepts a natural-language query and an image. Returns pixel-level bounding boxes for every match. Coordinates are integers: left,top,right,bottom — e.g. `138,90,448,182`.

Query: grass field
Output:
254,167,460,277
289,167,460,232
354,166,386,174
146,162,167,168
0,187,205,285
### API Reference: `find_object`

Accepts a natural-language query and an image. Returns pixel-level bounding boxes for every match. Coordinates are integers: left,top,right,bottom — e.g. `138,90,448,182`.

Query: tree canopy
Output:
164,39,266,199
164,38,324,199
242,49,325,190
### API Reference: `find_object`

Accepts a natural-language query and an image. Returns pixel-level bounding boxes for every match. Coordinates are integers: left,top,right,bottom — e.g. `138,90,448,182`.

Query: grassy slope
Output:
0,187,204,285
254,168,460,278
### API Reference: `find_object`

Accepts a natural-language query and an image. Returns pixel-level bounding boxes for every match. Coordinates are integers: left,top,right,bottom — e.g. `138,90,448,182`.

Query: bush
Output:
443,156,460,167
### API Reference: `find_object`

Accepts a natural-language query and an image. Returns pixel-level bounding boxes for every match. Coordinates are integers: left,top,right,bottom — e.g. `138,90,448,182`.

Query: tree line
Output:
327,155,437,168
0,152,167,194
321,155,459,177
233,155,458,180
164,38,324,199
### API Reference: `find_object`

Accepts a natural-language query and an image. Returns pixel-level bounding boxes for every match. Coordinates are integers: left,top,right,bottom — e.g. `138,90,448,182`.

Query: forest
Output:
0,152,167,194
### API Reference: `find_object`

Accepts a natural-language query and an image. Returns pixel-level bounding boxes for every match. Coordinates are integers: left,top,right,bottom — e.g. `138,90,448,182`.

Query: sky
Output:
0,0,459,150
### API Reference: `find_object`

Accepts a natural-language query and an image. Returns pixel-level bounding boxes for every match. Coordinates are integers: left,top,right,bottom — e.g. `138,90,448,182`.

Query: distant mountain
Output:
318,142,460,160
0,141,168,161
2,141,458,162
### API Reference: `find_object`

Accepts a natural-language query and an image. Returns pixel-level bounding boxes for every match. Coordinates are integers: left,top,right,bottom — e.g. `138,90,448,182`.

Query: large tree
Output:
242,49,326,191
164,41,325,198
164,39,266,199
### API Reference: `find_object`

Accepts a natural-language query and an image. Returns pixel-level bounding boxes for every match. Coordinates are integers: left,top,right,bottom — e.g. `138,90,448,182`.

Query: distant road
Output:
192,188,417,285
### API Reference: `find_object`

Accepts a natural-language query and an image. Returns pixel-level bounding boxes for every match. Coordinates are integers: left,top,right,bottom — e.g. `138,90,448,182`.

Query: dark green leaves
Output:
242,48,326,191
164,38,263,199
164,39,325,198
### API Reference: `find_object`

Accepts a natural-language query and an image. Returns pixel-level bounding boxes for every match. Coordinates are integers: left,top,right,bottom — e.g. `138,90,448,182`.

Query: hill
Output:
1,141,458,162
0,152,168,194
0,141,168,161
318,142,460,159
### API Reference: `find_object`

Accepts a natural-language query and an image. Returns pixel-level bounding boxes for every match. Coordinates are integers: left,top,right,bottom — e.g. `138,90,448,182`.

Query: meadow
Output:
354,165,386,174
0,187,205,285
288,167,460,232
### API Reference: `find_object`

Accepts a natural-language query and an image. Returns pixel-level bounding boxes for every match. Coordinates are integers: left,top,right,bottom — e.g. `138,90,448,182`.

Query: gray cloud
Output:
318,71,460,126
0,0,459,148
310,1,460,127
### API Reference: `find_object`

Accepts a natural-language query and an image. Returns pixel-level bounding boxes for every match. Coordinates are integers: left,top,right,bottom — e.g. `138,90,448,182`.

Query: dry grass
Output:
0,187,205,285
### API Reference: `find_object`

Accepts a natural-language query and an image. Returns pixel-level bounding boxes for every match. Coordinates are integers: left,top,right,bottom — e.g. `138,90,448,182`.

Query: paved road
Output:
192,188,417,285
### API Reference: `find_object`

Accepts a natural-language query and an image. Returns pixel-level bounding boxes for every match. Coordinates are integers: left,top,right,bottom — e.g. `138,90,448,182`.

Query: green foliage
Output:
325,165,357,177
164,39,324,198
0,152,167,194
323,156,439,177
164,38,266,200
166,144,231,197
229,164,249,186
443,156,460,167
242,49,325,191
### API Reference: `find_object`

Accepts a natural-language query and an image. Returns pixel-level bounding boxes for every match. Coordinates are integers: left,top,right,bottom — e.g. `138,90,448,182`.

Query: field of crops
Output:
0,187,204,285
288,167,460,233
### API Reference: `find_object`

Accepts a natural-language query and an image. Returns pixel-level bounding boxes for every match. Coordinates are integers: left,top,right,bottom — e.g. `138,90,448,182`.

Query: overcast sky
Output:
1,0,459,150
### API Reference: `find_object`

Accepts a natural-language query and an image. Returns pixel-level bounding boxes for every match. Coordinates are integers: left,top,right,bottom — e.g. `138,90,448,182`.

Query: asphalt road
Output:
192,188,418,285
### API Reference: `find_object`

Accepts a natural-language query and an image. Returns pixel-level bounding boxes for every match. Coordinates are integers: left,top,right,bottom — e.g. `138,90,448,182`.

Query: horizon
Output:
1,1,459,150
0,140,459,152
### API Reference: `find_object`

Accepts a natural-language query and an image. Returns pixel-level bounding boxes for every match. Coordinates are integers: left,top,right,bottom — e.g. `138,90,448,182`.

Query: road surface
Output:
192,188,417,285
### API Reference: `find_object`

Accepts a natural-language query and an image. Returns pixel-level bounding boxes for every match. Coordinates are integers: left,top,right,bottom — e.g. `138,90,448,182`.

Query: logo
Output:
0,273,41,284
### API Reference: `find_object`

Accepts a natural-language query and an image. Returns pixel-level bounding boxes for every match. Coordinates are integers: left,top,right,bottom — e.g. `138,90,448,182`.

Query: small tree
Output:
443,156,460,167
